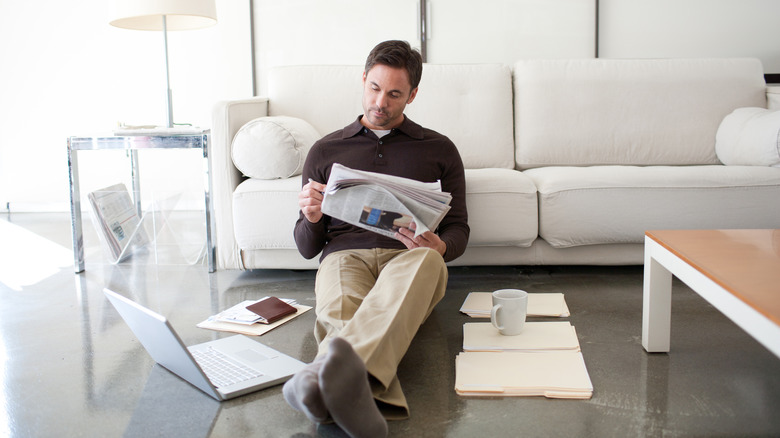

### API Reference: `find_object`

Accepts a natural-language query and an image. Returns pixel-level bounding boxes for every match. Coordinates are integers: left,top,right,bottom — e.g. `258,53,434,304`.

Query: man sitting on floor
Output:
284,40,469,438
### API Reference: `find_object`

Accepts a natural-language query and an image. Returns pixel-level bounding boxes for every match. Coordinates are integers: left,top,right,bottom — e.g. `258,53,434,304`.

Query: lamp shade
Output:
109,0,217,31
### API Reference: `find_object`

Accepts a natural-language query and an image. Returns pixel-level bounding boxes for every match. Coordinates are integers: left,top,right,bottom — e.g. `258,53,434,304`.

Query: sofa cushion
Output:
464,168,538,247
267,64,515,170
716,107,780,167
233,177,302,250
231,116,320,179
405,64,516,169
513,58,767,170
268,66,364,137
232,169,539,252
525,165,780,248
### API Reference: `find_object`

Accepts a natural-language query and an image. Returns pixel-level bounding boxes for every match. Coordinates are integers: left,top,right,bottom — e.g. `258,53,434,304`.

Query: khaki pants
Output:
314,247,448,419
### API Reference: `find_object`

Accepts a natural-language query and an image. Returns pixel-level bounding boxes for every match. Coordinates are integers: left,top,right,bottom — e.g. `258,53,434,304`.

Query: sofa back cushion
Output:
406,64,515,169
268,64,515,169
268,65,364,138
513,58,767,169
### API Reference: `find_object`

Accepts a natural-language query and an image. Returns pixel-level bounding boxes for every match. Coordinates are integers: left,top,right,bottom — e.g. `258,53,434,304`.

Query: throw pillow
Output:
715,107,780,167
232,116,320,179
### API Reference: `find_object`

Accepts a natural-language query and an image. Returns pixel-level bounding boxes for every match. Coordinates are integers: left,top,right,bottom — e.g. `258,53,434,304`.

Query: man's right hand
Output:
299,179,327,223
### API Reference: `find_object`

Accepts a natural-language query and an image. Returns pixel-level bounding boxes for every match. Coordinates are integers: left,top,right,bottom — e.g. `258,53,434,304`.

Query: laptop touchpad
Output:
235,349,270,363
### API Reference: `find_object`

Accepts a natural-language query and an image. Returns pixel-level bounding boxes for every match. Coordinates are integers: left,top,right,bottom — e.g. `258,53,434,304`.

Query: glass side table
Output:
67,130,216,273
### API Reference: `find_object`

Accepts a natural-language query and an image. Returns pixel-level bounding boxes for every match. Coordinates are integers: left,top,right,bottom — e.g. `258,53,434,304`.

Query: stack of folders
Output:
455,293,592,399
459,292,570,318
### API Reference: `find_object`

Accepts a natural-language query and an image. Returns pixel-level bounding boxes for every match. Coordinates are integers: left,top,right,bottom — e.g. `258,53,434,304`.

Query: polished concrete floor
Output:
1,213,779,438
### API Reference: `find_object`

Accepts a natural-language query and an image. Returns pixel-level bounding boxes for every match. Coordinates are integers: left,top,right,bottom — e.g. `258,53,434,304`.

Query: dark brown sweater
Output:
294,116,470,263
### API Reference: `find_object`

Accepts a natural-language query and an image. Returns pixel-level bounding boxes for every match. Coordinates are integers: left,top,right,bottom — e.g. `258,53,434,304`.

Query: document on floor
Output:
455,350,593,399
459,292,570,318
463,321,581,352
197,297,311,336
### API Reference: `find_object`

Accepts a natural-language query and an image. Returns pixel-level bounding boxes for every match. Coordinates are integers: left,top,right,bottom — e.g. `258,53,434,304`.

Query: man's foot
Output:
319,337,388,438
283,359,328,423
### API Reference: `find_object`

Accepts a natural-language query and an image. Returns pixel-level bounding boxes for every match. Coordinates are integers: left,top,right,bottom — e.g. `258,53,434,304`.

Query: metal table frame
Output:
67,132,216,273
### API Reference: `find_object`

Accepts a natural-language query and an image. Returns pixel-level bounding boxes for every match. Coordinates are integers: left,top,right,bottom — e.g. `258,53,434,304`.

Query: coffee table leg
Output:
642,238,673,352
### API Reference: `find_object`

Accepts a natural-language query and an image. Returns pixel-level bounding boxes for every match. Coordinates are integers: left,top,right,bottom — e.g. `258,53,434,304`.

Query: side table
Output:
67,130,216,273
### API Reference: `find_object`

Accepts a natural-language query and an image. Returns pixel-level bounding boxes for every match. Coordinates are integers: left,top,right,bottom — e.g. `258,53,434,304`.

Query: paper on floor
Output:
459,292,570,318
455,350,593,399
463,322,581,352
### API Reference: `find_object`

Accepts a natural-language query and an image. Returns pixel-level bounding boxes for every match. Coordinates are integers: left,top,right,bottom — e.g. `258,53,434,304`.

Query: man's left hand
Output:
396,222,446,256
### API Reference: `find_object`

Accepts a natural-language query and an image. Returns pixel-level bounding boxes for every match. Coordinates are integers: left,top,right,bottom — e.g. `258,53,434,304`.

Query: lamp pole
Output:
162,15,174,128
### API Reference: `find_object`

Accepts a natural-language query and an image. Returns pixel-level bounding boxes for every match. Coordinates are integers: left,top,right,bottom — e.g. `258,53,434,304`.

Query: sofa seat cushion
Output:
233,169,539,252
525,165,780,248
465,168,538,247
233,177,301,250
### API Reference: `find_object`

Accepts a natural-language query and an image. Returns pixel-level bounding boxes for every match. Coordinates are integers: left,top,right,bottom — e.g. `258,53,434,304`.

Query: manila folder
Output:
455,351,593,399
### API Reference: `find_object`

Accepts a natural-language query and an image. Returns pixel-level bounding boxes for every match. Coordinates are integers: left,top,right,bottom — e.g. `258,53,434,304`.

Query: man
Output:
284,40,469,438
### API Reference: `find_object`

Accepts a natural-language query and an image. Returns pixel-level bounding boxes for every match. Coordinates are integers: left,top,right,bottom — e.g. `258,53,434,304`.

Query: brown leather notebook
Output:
246,297,297,324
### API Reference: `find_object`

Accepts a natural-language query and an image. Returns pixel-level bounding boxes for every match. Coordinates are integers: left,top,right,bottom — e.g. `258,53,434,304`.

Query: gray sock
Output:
318,337,388,438
283,359,328,423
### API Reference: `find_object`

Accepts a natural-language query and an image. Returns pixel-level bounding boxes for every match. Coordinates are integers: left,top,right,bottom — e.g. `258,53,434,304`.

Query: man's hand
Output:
395,221,446,256
299,179,327,223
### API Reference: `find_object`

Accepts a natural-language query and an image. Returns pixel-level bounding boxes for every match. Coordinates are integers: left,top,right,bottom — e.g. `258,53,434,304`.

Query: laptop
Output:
104,288,306,401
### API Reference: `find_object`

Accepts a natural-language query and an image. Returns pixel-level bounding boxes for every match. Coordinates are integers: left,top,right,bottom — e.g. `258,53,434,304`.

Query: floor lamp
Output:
109,0,217,128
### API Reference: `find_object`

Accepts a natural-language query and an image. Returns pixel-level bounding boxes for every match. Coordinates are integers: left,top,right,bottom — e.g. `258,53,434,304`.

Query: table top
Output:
68,130,209,151
646,229,780,326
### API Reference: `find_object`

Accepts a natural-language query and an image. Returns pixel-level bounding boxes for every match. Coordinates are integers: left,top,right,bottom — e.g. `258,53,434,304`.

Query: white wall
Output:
599,0,780,72
4,0,779,212
252,0,419,97
426,0,596,63
0,0,252,212
251,0,596,95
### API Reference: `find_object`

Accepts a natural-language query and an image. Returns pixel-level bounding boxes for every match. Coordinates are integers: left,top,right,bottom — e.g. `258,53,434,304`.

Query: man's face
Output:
361,64,418,130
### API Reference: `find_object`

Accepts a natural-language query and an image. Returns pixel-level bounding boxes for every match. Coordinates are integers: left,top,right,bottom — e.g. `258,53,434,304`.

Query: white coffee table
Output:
642,229,780,359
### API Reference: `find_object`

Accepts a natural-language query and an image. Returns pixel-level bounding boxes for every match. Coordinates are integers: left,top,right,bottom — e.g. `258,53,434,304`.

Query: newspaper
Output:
320,163,452,239
87,183,148,262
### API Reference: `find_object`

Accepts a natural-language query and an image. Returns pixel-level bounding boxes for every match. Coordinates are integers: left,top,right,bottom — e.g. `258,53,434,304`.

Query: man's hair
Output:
364,40,423,90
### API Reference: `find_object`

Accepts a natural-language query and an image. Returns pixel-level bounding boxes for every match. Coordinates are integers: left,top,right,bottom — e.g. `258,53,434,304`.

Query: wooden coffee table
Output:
642,229,780,359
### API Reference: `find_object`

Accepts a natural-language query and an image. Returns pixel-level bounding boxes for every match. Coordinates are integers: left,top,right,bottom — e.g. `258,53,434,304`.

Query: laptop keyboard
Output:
191,347,264,388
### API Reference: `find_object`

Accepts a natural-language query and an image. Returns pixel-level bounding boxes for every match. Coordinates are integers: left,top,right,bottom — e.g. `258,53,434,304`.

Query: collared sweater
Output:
294,116,470,263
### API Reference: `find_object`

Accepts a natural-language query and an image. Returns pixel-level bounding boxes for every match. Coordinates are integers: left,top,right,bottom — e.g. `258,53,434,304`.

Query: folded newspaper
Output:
321,163,452,239
87,183,149,262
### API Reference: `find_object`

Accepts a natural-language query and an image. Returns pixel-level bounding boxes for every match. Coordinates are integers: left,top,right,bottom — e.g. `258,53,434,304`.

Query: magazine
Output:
87,183,148,262
320,163,452,239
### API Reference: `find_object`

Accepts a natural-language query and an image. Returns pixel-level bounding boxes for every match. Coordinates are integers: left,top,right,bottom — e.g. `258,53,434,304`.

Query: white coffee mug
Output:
491,289,528,336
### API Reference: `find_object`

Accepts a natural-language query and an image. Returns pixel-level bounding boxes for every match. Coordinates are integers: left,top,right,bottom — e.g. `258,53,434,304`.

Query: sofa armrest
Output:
768,85,780,110
211,97,269,269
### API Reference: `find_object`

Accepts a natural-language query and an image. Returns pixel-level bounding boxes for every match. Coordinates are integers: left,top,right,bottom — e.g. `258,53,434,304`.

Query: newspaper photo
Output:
320,163,452,239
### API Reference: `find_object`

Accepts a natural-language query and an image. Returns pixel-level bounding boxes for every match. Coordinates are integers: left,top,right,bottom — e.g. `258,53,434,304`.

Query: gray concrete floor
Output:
1,213,779,437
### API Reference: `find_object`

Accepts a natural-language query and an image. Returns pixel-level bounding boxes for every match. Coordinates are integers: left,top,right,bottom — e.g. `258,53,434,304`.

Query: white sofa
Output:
211,58,780,270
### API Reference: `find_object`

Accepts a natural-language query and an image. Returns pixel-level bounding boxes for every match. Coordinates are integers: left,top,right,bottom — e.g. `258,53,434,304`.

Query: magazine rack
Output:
87,186,207,266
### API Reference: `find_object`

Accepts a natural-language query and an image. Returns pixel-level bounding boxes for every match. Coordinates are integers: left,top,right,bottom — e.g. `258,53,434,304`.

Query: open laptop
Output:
104,288,306,401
